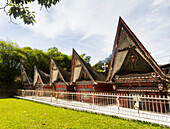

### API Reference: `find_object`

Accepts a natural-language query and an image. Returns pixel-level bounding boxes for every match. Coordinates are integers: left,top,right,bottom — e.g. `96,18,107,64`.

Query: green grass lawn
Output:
0,98,168,129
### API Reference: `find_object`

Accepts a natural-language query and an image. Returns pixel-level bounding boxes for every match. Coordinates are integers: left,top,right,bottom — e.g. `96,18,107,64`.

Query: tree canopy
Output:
0,40,91,82
0,41,21,82
93,55,111,73
0,0,60,25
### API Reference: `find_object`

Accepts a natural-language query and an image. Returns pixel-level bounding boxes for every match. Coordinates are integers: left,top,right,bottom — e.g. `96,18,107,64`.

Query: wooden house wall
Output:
55,83,74,92
73,82,115,103
94,83,113,92
34,76,51,91
55,83,74,99
74,82,94,103
55,84,67,92
43,86,53,91
74,82,114,92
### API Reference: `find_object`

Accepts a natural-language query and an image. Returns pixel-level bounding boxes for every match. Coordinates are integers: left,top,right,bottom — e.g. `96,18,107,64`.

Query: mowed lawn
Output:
0,98,168,129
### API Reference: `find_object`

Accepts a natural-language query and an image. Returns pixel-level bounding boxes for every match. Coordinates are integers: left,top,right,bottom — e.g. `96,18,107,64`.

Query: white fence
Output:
17,90,170,125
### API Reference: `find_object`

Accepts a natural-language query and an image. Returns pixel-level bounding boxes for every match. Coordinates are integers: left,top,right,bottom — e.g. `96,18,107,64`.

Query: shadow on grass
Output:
0,95,14,99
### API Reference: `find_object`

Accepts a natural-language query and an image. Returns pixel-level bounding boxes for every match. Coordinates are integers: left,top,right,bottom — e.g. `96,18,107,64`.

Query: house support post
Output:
50,91,52,102
117,95,120,113
136,95,140,114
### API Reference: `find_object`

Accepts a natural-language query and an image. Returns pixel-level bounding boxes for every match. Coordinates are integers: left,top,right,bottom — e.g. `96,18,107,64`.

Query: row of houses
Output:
21,17,170,97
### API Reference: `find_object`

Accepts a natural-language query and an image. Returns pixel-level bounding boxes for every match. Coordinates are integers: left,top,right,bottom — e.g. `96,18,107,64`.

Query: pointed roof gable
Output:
50,57,70,84
21,64,34,85
107,17,167,81
70,49,107,84
33,66,50,86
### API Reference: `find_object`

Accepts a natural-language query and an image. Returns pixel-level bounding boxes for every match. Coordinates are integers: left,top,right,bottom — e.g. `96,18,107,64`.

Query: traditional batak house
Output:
33,66,51,91
50,57,74,92
21,64,34,90
107,17,169,98
160,63,170,97
70,49,113,102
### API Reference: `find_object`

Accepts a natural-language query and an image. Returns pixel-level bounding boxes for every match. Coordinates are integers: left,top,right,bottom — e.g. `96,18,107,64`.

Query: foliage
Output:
93,54,111,73
0,40,91,82
80,53,91,65
47,47,72,72
93,61,103,72
0,0,60,25
84,56,91,64
93,61,110,73
19,47,50,73
168,83,170,89
0,41,21,82
0,98,167,129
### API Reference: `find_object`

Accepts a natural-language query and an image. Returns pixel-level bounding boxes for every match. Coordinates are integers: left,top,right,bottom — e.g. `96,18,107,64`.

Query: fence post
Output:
21,89,23,96
22,89,25,97
137,95,139,114
72,92,73,101
50,91,52,102
117,95,120,113
163,95,167,114
92,92,94,110
32,90,34,97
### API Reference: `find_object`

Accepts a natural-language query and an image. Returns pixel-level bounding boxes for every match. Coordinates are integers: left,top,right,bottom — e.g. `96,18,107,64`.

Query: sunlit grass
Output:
0,98,168,129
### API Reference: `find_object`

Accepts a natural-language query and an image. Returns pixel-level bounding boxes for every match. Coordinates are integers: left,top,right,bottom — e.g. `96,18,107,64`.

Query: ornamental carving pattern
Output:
120,29,127,40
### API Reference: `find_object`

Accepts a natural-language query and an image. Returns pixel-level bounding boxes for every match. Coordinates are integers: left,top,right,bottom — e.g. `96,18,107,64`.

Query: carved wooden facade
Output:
50,57,74,92
70,49,113,97
33,66,51,91
107,17,169,96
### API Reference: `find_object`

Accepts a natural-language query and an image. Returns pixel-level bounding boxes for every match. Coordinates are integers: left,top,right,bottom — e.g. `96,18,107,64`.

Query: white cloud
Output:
124,0,170,65
0,0,170,65
20,0,145,64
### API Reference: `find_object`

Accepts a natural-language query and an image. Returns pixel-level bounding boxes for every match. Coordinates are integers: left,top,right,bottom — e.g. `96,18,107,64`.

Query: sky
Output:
0,0,170,65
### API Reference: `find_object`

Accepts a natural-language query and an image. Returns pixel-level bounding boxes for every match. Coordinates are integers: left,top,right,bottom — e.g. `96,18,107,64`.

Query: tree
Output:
93,61,103,72
47,47,58,57
84,56,91,64
0,41,21,82
0,0,60,25
47,47,72,72
0,40,92,82
19,47,50,73
80,53,91,65
93,54,112,73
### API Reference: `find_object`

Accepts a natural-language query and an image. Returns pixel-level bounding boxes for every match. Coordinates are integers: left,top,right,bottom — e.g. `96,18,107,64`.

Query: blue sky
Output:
0,0,170,65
